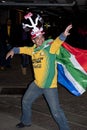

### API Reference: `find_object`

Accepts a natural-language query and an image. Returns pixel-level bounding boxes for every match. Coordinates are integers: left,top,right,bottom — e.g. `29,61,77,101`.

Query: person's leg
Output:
44,88,70,130
21,82,43,125
25,55,29,65
21,54,27,75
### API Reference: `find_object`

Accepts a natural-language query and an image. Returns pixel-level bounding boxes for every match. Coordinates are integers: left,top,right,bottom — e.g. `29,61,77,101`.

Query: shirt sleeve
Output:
12,47,20,54
19,46,34,56
49,33,66,54
12,46,34,56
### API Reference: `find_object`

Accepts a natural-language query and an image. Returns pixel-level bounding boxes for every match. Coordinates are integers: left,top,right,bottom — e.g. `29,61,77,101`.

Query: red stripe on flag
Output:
62,42,87,72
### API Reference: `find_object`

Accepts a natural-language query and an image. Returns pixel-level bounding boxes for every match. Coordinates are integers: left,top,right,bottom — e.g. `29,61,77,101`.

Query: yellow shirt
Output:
19,37,63,88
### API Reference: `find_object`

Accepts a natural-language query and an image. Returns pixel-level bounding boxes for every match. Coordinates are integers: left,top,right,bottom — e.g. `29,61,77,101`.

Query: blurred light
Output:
44,22,51,29
1,0,6,3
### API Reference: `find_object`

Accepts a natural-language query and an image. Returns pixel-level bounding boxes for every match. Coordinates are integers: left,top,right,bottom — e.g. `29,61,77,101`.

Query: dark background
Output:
0,0,87,48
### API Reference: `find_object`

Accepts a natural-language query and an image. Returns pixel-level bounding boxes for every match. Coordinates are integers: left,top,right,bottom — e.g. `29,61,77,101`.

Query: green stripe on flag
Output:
56,46,87,90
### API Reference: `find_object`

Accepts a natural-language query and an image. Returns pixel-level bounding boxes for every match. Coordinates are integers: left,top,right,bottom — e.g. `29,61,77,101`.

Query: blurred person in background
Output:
1,19,13,68
21,29,30,75
0,23,7,70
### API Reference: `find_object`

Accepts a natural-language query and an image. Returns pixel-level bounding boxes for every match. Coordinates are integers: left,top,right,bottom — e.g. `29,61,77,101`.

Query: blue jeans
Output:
21,82,70,130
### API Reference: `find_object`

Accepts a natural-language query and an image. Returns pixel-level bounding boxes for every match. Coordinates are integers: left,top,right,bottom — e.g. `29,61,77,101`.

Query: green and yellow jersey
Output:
13,34,65,88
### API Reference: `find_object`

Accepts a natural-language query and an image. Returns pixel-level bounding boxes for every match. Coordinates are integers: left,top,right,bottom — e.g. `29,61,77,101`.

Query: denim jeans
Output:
21,82,70,130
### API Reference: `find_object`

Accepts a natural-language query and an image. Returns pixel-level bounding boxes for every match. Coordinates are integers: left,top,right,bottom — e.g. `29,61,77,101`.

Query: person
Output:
0,24,7,70
1,19,13,68
6,12,72,130
20,29,30,75
21,54,29,75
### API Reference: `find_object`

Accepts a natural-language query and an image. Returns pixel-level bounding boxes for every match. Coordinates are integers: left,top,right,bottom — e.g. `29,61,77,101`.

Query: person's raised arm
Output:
49,24,72,54
58,24,72,42
63,24,72,37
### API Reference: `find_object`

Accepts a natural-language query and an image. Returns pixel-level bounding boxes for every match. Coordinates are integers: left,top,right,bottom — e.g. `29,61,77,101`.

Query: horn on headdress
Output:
22,12,45,39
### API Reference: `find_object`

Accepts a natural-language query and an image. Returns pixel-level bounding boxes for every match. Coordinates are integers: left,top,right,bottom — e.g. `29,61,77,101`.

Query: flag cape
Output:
56,42,87,96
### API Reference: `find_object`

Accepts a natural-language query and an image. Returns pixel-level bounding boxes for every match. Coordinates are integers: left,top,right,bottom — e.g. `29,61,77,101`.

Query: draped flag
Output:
56,42,87,96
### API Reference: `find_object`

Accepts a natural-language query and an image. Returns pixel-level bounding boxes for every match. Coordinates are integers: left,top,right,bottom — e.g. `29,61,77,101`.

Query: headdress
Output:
22,12,45,39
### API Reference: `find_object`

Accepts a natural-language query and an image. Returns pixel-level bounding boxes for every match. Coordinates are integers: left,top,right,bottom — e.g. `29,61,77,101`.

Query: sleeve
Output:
12,46,34,56
19,46,34,56
49,33,66,54
12,47,20,54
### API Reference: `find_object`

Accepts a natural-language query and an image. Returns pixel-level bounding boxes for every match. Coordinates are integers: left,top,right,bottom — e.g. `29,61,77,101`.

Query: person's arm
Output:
63,24,72,37
6,47,20,59
50,24,72,53
56,24,72,43
6,46,34,59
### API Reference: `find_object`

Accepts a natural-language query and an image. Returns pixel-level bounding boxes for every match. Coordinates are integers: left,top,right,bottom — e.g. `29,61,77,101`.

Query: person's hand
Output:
6,50,14,59
63,24,72,37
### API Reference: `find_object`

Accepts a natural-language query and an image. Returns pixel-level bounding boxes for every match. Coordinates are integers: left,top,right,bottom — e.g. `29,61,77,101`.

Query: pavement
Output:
0,55,87,130
0,111,47,130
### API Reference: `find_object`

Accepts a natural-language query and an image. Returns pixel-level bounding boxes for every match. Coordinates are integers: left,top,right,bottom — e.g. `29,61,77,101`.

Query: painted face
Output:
33,34,45,47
